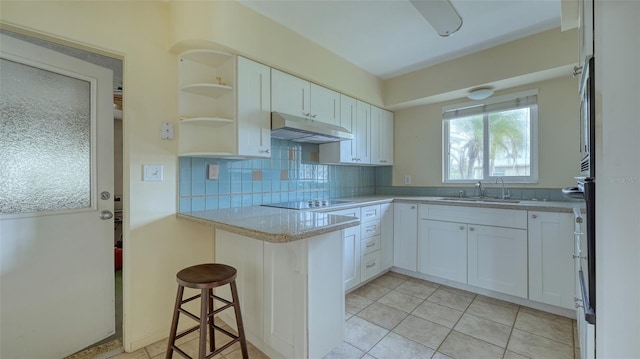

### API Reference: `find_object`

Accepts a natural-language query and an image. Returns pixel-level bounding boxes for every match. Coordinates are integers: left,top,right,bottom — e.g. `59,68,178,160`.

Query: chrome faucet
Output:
495,177,510,199
475,181,484,198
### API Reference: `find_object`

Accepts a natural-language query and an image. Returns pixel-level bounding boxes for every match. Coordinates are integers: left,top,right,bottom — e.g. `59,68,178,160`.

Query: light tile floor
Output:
103,271,578,359
329,271,579,359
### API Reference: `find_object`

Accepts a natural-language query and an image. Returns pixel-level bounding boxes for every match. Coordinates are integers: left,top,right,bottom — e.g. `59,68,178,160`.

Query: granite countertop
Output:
177,195,583,243
313,195,583,213
177,206,360,243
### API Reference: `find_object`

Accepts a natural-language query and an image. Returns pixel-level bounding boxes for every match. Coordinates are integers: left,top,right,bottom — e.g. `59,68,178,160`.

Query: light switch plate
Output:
161,122,174,140
404,175,411,185
143,164,163,182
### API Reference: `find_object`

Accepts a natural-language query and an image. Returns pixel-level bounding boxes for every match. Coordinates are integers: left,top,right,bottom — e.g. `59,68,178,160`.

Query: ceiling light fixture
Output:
467,87,495,100
410,0,463,37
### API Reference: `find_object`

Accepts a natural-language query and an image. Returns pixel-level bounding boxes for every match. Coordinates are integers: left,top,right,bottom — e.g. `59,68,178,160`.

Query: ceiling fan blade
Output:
410,0,463,37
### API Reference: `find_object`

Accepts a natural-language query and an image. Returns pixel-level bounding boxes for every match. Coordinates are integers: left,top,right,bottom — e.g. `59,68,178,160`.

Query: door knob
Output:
100,210,114,220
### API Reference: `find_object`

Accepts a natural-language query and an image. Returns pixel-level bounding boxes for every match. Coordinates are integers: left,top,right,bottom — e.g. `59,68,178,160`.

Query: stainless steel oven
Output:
580,56,595,177
564,55,596,325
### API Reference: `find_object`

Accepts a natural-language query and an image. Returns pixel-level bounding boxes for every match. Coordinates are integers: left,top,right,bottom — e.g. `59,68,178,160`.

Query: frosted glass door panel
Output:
0,59,92,214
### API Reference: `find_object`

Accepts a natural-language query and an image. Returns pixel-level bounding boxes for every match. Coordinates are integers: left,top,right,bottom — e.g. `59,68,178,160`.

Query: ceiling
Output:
238,0,562,80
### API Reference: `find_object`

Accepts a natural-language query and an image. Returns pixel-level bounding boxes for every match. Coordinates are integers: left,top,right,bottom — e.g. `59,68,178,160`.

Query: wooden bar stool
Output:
165,263,249,359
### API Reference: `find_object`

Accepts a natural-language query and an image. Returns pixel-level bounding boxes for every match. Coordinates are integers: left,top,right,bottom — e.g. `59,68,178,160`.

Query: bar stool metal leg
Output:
230,280,249,359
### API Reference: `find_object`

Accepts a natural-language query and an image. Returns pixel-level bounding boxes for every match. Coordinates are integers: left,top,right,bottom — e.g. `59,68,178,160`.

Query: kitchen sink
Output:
439,197,521,204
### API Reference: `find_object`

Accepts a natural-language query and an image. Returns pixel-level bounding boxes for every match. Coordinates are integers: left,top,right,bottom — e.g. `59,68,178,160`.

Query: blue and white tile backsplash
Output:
178,139,570,212
179,139,376,212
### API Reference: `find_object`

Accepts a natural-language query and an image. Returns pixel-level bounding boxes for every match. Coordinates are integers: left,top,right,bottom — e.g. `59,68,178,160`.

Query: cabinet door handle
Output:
366,262,376,268
410,206,416,209
459,226,465,230
365,211,375,217
469,227,475,231
366,242,376,248
311,114,317,118
261,149,271,153
531,214,538,219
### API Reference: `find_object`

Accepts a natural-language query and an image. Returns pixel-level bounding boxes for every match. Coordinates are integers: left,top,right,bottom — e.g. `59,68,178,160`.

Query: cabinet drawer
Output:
361,220,381,238
327,207,361,219
361,204,381,222
361,234,381,255
419,204,527,229
361,250,381,282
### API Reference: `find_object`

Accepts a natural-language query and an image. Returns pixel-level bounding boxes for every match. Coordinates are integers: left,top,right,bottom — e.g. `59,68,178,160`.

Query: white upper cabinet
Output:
177,51,271,158
371,106,394,165
325,97,370,164
354,100,371,164
310,83,340,126
271,69,310,118
271,69,340,126
236,56,271,158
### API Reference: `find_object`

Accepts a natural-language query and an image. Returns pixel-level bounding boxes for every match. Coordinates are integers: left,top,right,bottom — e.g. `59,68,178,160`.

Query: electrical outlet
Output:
143,164,163,182
405,175,411,185
208,164,219,180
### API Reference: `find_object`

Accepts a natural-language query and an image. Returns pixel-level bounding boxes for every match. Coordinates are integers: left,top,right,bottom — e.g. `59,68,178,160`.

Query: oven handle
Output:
563,186,584,200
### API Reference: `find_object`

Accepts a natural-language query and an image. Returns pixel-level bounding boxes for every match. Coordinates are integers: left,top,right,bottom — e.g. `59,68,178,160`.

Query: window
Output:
443,90,538,183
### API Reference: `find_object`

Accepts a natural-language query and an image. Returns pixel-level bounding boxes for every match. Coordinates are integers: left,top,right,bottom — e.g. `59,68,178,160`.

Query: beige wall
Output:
168,0,383,106
1,1,214,352
384,28,578,109
0,0,385,352
393,76,580,188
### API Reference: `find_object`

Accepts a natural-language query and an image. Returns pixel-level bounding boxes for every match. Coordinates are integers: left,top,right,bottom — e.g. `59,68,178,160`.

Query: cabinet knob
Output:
311,114,317,118
410,206,416,209
531,214,538,219
469,227,475,231
261,149,271,153
459,226,465,230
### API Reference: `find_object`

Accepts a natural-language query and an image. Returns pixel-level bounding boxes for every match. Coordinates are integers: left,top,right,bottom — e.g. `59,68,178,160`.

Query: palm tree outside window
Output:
443,90,539,183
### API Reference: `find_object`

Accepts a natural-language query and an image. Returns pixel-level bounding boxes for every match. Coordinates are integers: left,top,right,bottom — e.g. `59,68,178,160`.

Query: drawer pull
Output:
366,242,376,248
365,211,376,217
366,262,376,268
459,226,465,230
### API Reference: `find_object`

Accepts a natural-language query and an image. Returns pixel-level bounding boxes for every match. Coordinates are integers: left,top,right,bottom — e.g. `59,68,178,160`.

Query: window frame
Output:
442,90,539,184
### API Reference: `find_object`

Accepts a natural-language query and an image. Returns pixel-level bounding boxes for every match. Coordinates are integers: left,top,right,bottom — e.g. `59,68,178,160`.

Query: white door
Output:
0,33,114,358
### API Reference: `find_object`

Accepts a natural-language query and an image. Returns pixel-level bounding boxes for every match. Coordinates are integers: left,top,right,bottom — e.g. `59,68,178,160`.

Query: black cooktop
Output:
261,200,354,210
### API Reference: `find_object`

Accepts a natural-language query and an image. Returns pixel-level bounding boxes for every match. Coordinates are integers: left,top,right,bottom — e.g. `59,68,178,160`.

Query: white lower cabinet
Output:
361,250,381,282
418,219,467,283
215,229,344,359
328,203,393,291
529,212,575,309
418,204,529,299
342,225,361,291
379,203,394,271
393,203,418,271
528,211,576,309
468,225,528,298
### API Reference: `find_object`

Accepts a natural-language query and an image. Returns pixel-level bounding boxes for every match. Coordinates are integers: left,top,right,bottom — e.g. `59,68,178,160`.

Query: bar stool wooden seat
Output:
165,263,249,359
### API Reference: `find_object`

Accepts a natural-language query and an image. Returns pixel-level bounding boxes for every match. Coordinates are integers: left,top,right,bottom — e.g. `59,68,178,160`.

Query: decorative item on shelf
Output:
467,87,495,100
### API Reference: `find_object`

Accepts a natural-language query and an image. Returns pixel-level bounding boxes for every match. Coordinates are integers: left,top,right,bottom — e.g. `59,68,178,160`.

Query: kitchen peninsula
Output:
178,207,359,359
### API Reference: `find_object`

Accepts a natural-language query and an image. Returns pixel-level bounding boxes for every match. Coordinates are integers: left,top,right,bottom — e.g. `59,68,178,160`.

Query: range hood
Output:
271,112,353,143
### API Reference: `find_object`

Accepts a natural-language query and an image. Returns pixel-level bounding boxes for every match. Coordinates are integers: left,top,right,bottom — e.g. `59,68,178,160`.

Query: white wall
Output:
392,76,580,188
594,0,640,356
